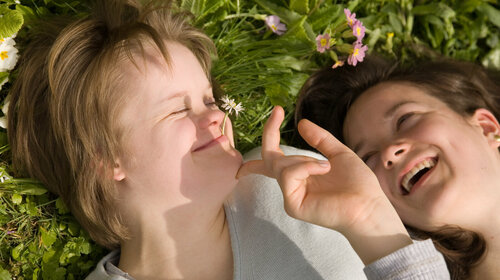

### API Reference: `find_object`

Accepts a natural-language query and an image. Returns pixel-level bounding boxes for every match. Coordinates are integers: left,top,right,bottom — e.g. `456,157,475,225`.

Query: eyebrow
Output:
352,101,417,154
157,84,213,105
383,101,416,119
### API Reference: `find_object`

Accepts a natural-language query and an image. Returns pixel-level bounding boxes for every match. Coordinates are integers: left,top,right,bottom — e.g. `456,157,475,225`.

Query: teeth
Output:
401,158,436,193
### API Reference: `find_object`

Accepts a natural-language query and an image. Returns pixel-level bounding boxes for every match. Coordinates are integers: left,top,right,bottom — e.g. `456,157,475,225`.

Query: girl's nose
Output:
197,107,225,129
381,141,409,168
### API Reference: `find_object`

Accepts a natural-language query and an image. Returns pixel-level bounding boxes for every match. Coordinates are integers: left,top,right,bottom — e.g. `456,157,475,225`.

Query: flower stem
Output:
221,113,228,135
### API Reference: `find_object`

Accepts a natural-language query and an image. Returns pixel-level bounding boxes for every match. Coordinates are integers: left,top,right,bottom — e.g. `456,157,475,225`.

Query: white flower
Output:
0,100,9,129
0,166,12,183
0,117,6,129
0,38,19,72
2,100,9,115
220,95,244,117
0,76,7,91
0,35,16,47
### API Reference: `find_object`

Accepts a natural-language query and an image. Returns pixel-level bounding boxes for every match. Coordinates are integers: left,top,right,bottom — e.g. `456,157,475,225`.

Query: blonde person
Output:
8,1,448,279
294,55,500,279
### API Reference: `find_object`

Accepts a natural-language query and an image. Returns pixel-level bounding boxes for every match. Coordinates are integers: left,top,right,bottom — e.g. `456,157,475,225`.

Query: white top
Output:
85,146,449,280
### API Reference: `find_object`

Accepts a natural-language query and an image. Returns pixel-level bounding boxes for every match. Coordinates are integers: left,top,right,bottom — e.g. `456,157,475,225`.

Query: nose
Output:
381,141,409,168
196,107,224,129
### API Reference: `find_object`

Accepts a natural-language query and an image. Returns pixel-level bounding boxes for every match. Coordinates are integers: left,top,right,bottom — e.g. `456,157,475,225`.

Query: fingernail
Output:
318,160,330,167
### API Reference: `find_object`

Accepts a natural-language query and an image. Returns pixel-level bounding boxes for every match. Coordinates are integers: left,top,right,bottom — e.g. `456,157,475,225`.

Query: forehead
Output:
342,82,443,144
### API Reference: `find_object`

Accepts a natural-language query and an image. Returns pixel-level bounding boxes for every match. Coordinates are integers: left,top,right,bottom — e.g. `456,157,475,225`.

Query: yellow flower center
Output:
271,24,277,31
348,18,353,26
353,48,359,57
321,38,327,47
356,27,361,36
0,51,8,60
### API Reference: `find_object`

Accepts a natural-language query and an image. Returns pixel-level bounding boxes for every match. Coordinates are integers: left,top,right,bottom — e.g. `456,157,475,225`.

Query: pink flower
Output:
315,34,331,53
352,20,365,43
347,42,368,66
344,8,357,27
265,15,287,35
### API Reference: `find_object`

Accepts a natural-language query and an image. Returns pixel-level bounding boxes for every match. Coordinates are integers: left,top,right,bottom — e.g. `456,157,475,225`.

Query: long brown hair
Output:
8,0,215,249
295,55,500,279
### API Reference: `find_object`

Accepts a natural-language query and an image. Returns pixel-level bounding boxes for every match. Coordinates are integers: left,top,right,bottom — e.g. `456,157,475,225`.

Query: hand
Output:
237,106,412,264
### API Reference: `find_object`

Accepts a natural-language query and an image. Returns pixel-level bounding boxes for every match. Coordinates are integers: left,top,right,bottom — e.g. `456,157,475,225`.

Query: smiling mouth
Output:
193,135,225,152
401,158,437,195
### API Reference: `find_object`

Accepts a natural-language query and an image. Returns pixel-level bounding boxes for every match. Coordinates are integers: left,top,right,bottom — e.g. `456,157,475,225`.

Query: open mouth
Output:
401,158,437,195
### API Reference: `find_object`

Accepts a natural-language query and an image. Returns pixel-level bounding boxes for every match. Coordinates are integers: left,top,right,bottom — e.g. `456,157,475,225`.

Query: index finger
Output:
297,119,353,159
262,106,285,159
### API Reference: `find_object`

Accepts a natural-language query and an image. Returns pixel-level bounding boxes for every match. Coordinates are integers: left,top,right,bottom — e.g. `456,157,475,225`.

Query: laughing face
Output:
114,41,242,211
343,82,500,231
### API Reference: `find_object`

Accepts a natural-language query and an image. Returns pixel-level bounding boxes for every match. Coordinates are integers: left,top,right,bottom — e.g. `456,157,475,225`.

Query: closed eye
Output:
361,151,376,163
206,100,218,108
171,107,190,115
396,112,415,131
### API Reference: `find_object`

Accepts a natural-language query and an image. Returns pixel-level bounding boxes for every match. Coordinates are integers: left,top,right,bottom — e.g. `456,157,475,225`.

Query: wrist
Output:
340,197,413,265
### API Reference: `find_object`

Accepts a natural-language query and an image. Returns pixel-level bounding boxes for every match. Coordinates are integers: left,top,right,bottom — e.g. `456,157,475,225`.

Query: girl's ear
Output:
471,108,500,149
113,159,126,181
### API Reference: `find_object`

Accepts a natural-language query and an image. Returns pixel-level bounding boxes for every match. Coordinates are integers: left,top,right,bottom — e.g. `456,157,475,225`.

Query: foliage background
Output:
0,0,498,278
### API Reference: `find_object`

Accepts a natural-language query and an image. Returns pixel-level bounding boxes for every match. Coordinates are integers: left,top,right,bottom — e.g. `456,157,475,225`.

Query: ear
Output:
113,159,126,181
470,108,500,149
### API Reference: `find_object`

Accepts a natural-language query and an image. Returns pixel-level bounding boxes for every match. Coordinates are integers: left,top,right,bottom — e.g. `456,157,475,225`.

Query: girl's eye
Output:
171,108,190,115
396,112,415,130
206,100,218,107
361,151,376,164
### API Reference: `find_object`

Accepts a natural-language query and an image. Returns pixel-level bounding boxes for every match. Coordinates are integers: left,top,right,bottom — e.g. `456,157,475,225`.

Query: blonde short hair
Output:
8,0,215,249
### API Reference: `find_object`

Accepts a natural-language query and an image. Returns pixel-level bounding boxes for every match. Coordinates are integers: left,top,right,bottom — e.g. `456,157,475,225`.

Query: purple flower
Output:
352,20,365,43
315,34,331,53
265,15,287,35
347,42,368,66
344,8,357,27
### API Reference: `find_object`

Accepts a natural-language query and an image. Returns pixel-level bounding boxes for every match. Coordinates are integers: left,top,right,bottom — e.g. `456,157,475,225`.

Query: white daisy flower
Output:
221,95,244,116
220,95,244,135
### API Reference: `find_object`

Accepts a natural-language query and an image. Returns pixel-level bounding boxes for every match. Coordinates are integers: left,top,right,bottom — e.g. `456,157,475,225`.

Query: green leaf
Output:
388,13,403,34
0,4,24,38
477,3,500,28
55,197,70,214
12,193,22,204
290,0,309,15
9,183,48,195
309,4,342,32
265,83,289,106
67,221,81,236
412,3,455,19
482,47,500,70
0,267,11,280
41,227,57,247
283,15,315,44
254,0,301,24
12,243,24,260
26,201,39,216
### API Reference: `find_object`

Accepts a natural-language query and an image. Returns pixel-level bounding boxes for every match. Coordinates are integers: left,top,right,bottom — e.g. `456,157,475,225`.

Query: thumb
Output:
298,119,353,159
236,160,268,178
